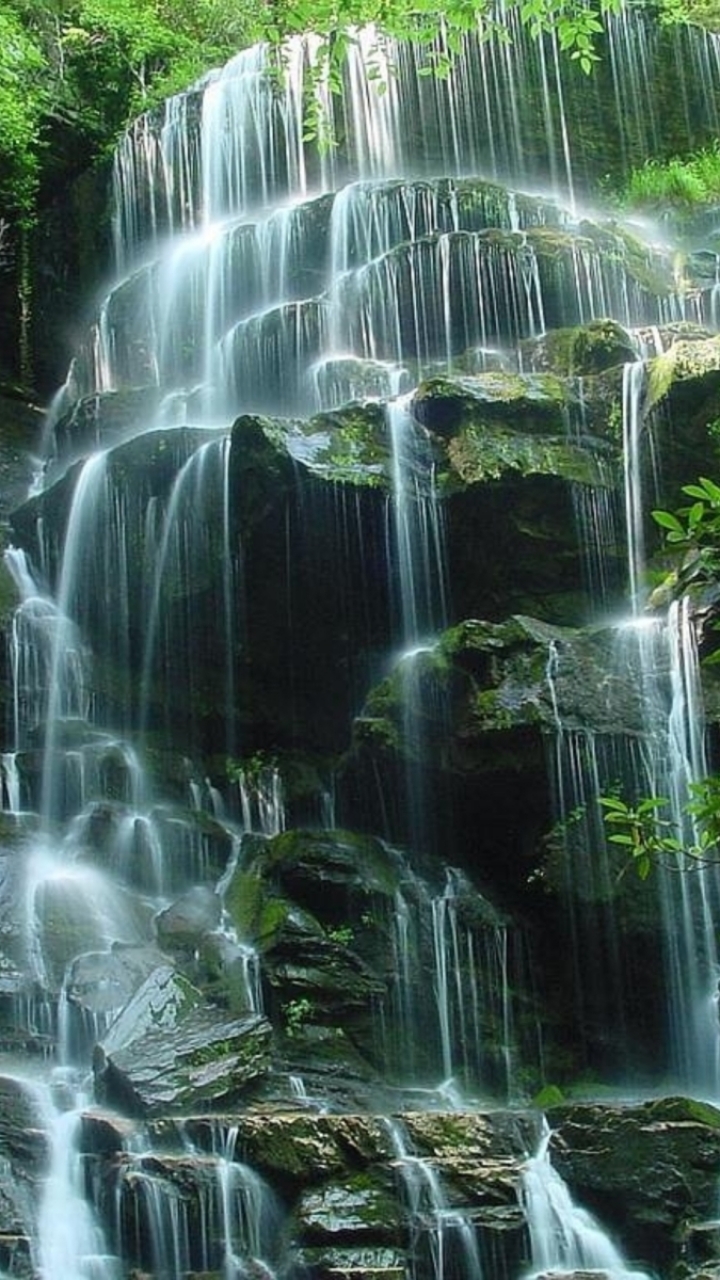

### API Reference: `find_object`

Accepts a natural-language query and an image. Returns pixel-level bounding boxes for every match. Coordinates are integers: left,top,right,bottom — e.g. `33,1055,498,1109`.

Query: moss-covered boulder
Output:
350,614,658,783
271,402,391,487
643,335,720,495
520,318,639,377
646,333,720,412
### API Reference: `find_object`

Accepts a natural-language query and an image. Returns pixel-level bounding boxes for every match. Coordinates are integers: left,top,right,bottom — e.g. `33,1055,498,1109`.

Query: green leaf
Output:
652,508,685,533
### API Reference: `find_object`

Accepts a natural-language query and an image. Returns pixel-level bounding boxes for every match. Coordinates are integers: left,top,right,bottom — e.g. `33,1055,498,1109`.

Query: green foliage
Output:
0,0,265,218
226,752,279,785
599,778,720,878
651,475,720,590
532,1082,565,1106
283,995,315,1037
613,145,720,211
326,923,354,946
0,3,48,218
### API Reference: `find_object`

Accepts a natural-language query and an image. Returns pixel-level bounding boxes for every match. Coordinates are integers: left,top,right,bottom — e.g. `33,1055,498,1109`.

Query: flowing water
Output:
522,1119,648,1279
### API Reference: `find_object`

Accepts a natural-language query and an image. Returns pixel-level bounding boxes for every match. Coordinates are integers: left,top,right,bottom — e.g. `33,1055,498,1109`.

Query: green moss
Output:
0,557,20,628
439,617,530,656
533,1083,566,1108
224,866,289,949
646,346,677,409
445,426,607,487
289,402,391,487
644,1095,720,1129
265,828,400,895
471,687,517,730
646,336,720,412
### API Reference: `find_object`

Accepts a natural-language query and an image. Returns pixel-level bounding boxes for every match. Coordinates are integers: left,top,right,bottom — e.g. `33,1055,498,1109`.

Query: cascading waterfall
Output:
522,1119,647,1279
385,1117,484,1280
13,1,720,1080
383,863,533,1096
547,336,720,1090
606,362,720,1093
36,1074,120,1280
7,9,720,1278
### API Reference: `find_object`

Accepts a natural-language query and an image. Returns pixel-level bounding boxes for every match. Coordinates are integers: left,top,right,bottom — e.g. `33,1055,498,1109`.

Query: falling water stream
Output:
521,1119,648,1280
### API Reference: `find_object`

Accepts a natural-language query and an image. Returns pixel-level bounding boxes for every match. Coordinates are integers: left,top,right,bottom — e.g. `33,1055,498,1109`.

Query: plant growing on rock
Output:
283,995,315,1038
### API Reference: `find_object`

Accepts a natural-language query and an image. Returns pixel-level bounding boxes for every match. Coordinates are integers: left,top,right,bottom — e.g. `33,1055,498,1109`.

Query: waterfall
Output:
622,359,648,616
522,1120,647,1279
382,863,530,1096
7,10,720,1278
36,1074,120,1280
544,318,720,1089
385,1117,483,1280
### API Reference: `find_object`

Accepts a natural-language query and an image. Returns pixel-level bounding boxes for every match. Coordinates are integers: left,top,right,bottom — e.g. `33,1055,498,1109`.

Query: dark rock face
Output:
549,1098,720,1272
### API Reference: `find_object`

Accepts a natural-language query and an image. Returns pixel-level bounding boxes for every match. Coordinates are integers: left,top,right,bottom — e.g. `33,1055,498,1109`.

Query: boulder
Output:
94,964,273,1115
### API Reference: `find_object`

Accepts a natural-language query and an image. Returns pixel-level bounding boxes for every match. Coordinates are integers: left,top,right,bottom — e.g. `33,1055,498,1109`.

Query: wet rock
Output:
222,829,400,1064
296,1174,402,1245
79,1107,141,1154
414,371,574,442
350,613,657,781
0,834,35,1002
520,318,639,377
0,390,44,533
0,1076,47,1172
299,1245,406,1280
185,1112,394,1190
276,402,391,488
646,334,720,412
549,1097,720,1270
33,873,151,993
94,964,273,1115
64,943,165,1019
0,1230,33,1280
154,885,222,950
52,387,164,465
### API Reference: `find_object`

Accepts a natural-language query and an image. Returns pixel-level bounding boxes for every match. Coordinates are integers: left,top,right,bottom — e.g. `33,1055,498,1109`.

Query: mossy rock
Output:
548,1097,720,1270
186,1112,392,1189
353,614,657,779
646,334,720,412
96,971,273,1116
521,319,638,377
445,425,609,488
289,401,391,487
413,371,573,441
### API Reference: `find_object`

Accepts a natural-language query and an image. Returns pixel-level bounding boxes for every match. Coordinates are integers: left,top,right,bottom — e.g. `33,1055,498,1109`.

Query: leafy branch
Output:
599,778,720,879
652,475,720,587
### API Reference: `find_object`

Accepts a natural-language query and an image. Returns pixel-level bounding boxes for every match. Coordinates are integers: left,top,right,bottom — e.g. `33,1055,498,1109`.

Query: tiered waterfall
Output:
3,8,720,1280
